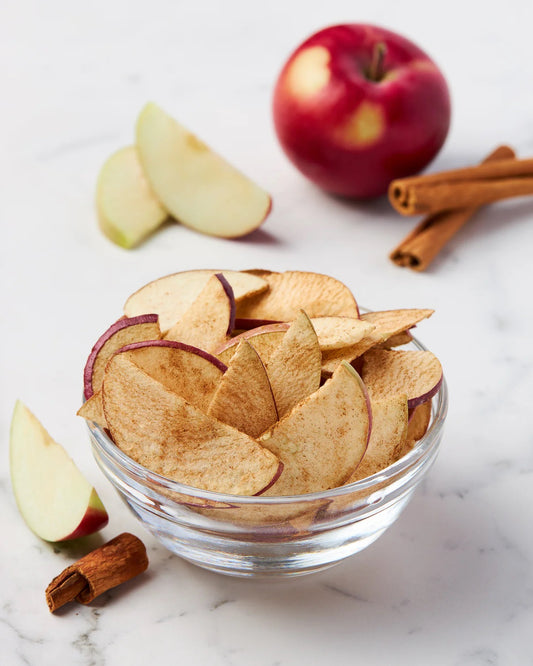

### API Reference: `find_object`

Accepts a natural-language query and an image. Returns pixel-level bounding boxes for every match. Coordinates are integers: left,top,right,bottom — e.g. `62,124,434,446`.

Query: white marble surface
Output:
2,0,533,664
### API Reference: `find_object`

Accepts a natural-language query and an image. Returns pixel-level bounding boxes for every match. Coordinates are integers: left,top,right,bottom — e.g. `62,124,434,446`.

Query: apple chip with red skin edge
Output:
115,339,226,413
236,270,359,321
265,311,322,418
321,308,433,376
361,348,442,409
84,314,161,399
164,273,235,353
10,401,108,542
345,393,409,483
124,269,268,334
207,340,278,438
215,324,288,367
260,362,371,496
102,354,282,496
407,400,432,441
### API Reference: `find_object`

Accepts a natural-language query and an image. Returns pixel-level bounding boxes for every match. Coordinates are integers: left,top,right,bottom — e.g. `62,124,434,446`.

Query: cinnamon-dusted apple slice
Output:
84,314,161,399
266,311,322,418
375,330,413,348
164,274,235,352
215,323,288,366
96,146,168,249
345,394,409,483
115,340,226,412
361,349,442,409
321,308,433,375
236,271,359,320
407,401,432,441
310,316,374,351
136,103,271,238
102,354,282,495
207,340,277,437
77,391,107,428
124,269,268,333
260,362,371,495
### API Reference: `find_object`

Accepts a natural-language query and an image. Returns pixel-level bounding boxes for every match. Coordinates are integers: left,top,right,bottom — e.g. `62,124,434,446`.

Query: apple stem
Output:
368,42,387,82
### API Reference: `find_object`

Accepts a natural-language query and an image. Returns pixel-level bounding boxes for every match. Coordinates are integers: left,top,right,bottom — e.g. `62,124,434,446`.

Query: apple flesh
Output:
136,103,272,237
10,401,108,541
273,24,451,198
96,146,168,248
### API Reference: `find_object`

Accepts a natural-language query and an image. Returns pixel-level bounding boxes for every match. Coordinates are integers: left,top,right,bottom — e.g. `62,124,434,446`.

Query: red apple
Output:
273,24,451,198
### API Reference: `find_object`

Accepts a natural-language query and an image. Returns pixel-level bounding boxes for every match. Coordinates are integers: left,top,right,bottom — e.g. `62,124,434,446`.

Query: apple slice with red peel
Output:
77,391,107,429
361,348,442,409
322,308,433,375
102,354,282,495
234,317,282,330
96,146,168,249
84,314,161,399
265,311,322,418
116,339,226,412
346,394,408,483
236,270,359,320
207,340,278,437
407,400,432,441
215,323,289,366
124,269,268,334
10,401,108,541
260,361,371,495
164,273,235,352
136,103,272,238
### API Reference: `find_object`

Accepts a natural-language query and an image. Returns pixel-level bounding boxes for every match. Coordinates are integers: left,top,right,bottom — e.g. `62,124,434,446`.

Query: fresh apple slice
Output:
321,308,433,375
96,146,168,249
124,269,268,333
260,361,371,495
361,348,442,409
236,270,359,320
10,401,108,541
207,340,278,437
407,400,432,441
345,394,408,483
164,274,235,352
215,323,289,366
77,391,107,429
116,339,226,412
102,354,282,495
136,103,271,238
265,311,322,417
84,314,161,399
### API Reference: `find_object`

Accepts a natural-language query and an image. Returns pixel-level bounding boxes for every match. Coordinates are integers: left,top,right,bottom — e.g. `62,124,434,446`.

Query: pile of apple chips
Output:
79,269,442,497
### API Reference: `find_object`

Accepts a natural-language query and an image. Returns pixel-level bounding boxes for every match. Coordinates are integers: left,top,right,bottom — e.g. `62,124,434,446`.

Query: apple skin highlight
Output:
273,24,451,198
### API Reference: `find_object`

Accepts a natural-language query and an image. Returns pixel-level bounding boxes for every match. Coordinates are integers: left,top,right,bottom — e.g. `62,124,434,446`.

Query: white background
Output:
1,1,533,664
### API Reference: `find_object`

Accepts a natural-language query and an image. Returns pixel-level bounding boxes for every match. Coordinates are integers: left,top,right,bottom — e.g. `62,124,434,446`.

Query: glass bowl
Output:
86,333,447,578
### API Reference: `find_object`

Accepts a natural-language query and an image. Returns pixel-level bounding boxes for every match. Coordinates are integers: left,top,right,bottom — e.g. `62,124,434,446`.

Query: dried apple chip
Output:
407,401,432,441
215,324,288,366
164,273,235,352
260,362,370,495
77,391,107,429
236,270,359,320
207,340,277,437
265,311,322,418
361,348,442,409
102,354,282,495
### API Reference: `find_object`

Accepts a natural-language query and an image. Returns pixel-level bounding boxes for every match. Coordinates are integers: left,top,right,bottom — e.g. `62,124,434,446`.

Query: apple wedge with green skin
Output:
345,393,408,483
84,313,161,399
136,103,272,238
236,270,359,320
260,362,371,495
96,146,168,249
361,348,442,409
124,269,268,334
208,340,278,437
265,311,322,418
164,273,235,353
10,401,108,541
102,354,282,495
115,339,226,413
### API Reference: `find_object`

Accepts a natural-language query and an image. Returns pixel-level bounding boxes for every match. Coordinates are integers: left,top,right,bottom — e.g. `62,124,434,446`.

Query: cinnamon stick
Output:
389,150,530,215
390,146,516,271
46,533,148,612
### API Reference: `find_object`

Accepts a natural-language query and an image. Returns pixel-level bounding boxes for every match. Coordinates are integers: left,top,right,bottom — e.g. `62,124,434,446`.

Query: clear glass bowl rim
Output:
87,324,448,506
